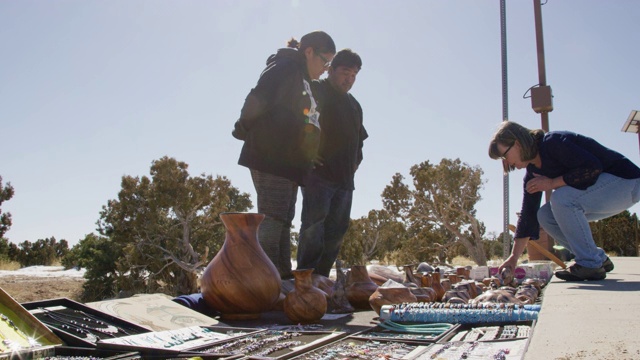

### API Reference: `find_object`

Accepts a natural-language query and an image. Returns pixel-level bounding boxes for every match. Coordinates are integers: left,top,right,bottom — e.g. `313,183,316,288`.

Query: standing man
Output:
296,49,368,277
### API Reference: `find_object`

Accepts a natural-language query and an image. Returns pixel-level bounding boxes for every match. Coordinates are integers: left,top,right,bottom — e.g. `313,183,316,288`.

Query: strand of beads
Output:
378,320,453,335
493,348,511,360
38,318,99,343
39,310,116,339
382,303,539,324
252,340,303,356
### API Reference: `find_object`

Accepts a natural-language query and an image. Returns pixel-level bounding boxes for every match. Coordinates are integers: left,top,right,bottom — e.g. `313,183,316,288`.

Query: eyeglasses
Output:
500,144,514,160
315,51,332,68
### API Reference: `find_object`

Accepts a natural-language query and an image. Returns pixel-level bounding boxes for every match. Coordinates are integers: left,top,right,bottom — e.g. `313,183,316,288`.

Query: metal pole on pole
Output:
532,0,555,255
500,0,510,259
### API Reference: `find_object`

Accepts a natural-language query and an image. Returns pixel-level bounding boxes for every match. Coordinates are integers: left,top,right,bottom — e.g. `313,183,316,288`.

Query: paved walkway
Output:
525,256,640,360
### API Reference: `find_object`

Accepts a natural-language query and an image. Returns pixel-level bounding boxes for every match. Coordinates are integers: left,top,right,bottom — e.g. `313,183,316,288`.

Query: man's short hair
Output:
330,49,362,70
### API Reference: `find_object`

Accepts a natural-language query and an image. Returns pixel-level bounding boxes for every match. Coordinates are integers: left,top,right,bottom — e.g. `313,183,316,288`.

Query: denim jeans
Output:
296,173,353,277
537,173,640,268
250,169,298,279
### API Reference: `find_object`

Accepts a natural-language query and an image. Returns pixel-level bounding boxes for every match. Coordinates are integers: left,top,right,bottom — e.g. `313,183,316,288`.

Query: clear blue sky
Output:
1,1,639,246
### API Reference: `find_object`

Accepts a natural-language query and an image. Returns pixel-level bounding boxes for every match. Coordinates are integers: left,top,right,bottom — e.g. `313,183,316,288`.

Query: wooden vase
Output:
369,286,417,315
200,212,281,320
284,269,327,323
402,265,421,287
420,273,433,288
345,265,379,310
430,271,446,302
328,260,355,314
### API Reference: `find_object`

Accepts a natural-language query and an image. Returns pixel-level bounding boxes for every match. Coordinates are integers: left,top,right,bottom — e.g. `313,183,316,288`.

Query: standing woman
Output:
489,121,640,281
232,31,336,279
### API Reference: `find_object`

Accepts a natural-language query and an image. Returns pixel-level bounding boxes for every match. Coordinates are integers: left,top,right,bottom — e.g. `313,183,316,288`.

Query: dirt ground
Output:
0,275,85,303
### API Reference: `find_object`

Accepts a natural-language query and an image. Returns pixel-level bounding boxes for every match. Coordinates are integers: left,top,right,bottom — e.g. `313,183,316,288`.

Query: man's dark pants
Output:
296,172,353,277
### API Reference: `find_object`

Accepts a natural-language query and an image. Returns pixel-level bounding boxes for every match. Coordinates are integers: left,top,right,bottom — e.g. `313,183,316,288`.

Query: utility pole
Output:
531,0,555,255
499,0,510,259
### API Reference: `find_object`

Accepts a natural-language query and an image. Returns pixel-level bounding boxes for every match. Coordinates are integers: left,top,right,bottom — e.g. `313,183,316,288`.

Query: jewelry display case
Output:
348,322,460,345
412,338,530,360
439,320,536,343
34,346,142,359
0,287,63,359
288,337,430,360
97,325,262,358
21,297,151,348
187,329,347,360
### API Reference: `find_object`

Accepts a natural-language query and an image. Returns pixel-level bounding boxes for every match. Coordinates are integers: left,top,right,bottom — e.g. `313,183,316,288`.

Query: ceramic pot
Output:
369,286,417,315
284,269,327,323
345,265,379,309
200,212,281,320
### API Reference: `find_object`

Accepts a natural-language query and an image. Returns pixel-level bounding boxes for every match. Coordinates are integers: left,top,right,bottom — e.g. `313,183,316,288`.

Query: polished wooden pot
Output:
200,212,281,319
284,269,327,323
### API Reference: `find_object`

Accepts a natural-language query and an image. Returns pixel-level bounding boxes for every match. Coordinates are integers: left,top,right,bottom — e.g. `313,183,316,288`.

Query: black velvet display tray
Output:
348,322,460,345
288,337,430,360
21,297,151,348
188,329,347,360
97,325,261,358
437,320,536,343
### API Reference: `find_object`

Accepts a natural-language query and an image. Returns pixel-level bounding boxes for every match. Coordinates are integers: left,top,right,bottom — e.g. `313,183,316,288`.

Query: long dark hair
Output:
286,31,335,54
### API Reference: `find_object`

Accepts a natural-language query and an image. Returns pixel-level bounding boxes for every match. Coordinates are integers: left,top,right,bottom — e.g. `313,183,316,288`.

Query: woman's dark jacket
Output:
516,131,640,239
232,48,320,185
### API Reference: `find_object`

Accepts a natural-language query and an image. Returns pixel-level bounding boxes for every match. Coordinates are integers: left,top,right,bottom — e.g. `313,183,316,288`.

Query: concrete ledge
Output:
525,257,640,360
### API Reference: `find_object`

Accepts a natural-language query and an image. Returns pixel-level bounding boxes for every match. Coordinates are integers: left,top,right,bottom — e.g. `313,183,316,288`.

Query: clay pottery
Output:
448,273,461,284
369,286,417,315
312,274,335,299
402,265,420,287
201,212,281,320
410,287,437,303
328,260,355,314
455,266,468,280
442,289,471,303
483,277,501,289
366,265,404,285
441,278,452,292
345,265,379,309
420,273,433,288
284,269,327,323
430,271,446,301
453,280,478,299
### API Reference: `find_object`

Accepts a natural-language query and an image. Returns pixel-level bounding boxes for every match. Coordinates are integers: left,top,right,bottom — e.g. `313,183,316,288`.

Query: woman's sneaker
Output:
602,257,614,272
555,263,606,281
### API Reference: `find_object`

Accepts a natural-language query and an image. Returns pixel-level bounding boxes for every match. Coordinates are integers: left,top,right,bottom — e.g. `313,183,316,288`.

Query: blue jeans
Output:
537,173,640,268
296,173,353,277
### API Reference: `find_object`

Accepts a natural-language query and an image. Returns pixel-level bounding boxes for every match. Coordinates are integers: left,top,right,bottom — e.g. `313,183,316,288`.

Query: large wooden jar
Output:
284,269,327,323
369,286,417,315
345,265,379,310
200,212,281,320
